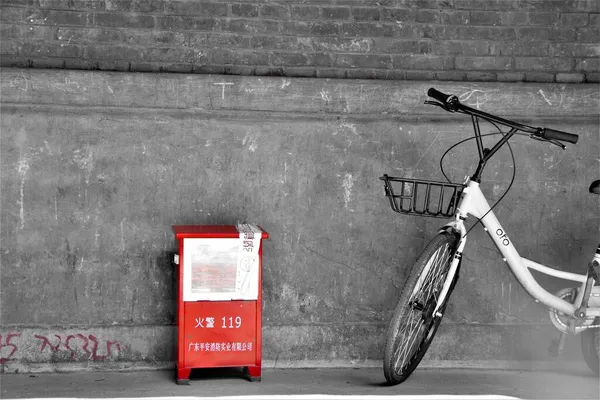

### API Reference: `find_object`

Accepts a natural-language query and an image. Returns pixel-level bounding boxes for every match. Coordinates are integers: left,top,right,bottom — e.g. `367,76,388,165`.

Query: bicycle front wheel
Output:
383,232,459,385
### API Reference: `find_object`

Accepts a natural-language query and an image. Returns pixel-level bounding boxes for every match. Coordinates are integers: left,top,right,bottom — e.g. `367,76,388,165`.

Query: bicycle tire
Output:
383,232,459,385
581,324,599,376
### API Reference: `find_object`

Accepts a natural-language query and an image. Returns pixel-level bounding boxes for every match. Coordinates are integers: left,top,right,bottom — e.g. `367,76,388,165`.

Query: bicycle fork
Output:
433,221,468,317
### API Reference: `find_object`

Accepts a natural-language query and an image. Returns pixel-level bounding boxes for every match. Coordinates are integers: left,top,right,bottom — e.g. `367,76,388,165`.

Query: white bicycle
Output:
380,88,600,385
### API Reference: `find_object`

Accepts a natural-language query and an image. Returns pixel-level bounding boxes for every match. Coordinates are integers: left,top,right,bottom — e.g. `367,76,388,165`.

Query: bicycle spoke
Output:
391,243,453,375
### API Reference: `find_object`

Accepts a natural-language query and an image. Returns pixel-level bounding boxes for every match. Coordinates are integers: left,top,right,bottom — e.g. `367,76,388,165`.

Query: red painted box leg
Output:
246,366,261,382
177,367,191,385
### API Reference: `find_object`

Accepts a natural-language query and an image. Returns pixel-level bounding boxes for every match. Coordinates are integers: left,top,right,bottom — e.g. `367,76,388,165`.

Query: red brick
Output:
392,54,453,70
346,68,379,79
310,37,372,53
591,14,600,27
129,62,161,72
191,33,251,49
215,49,269,66
585,73,600,83
144,47,200,63
0,7,24,23
97,60,129,71
416,10,440,23
524,72,554,82
105,0,163,12
94,12,155,29
253,66,284,76
58,27,124,44
561,13,589,27
281,67,316,78
549,43,600,57
315,68,347,79
405,70,436,80
470,11,501,25
83,44,143,61
27,41,81,58
225,19,279,34
30,57,66,68
352,7,381,21
521,0,597,12
465,71,497,81
497,72,525,81
500,12,529,25
3,0,34,5
440,10,470,24
529,12,560,26
514,57,574,71
372,38,430,54
157,16,220,31
322,6,350,20
232,4,259,18
516,27,574,41
436,70,467,81
2,24,57,41
130,30,187,46
455,56,512,70
336,53,392,69
38,0,105,10
393,23,426,39
164,1,228,17
270,51,316,67
192,64,225,74
27,9,92,25
259,4,290,20
63,59,97,69
343,22,394,37
0,40,24,55
576,28,600,43
380,8,412,22
430,40,488,55
575,58,600,72
291,5,319,20
454,0,517,11
489,41,549,56
555,73,585,83
0,56,31,68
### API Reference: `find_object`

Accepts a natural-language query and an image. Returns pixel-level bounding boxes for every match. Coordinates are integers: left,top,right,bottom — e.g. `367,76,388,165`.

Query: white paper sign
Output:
182,224,262,301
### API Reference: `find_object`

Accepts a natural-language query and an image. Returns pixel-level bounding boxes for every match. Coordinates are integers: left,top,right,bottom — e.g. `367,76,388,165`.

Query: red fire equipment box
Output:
172,223,269,384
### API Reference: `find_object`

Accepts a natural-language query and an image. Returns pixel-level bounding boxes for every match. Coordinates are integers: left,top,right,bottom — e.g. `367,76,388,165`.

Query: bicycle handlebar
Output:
542,128,579,144
427,88,579,145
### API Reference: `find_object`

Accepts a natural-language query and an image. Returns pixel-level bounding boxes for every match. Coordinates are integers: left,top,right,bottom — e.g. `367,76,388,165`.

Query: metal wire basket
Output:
379,175,465,218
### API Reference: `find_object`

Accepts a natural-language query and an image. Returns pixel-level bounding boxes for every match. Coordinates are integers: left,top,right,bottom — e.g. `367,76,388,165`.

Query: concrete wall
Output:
1,68,599,372
1,0,599,82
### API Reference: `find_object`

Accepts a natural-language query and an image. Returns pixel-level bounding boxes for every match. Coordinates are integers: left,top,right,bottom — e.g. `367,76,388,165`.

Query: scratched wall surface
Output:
1,69,599,372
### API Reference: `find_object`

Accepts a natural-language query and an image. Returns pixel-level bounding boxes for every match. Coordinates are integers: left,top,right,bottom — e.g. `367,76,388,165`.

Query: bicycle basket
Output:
379,175,465,218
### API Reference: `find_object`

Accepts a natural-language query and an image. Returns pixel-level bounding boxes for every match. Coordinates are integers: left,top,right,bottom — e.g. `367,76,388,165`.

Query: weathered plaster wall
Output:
1,69,598,372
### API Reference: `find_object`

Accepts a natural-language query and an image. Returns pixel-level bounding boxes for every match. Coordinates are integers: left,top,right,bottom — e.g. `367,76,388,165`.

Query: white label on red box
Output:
182,224,262,301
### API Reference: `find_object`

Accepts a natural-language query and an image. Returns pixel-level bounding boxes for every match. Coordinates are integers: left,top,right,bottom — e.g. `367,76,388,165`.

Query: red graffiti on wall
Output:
40,333,122,361
0,333,21,363
0,332,122,364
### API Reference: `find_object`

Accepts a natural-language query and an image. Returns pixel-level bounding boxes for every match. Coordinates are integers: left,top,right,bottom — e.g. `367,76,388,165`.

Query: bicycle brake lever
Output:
424,100,454,112
530,134,566,150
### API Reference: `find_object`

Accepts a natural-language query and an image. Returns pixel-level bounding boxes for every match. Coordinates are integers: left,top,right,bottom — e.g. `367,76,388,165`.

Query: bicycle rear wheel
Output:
581,324,599,376
383,232,459,385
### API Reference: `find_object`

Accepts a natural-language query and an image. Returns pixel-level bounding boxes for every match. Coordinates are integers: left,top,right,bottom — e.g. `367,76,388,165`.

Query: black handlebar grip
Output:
543,128,579,144
428,88,453,104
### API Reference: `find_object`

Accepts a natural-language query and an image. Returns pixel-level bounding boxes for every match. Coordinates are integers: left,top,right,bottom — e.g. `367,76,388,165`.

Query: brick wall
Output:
1,0,599,83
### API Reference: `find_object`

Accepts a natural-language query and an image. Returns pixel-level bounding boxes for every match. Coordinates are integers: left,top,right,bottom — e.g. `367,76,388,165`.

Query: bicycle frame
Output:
435,178,600,322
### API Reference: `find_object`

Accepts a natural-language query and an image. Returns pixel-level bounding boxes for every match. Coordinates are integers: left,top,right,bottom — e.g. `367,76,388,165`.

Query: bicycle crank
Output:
549,287,594,334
